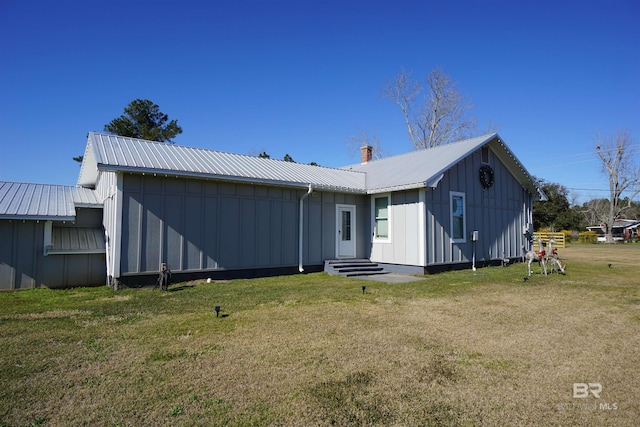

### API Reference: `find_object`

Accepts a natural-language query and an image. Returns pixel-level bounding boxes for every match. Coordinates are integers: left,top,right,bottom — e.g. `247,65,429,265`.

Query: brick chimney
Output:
360,145,373,163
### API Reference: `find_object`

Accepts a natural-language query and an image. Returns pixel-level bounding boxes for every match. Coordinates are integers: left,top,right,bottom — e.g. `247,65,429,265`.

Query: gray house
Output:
0,132,545,290
0,182,105,289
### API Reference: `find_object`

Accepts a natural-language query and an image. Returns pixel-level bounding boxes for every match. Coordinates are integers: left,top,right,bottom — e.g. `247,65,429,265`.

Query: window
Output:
341,210,352,241
450,192,466,242
481,145,490,164
373,195,390,240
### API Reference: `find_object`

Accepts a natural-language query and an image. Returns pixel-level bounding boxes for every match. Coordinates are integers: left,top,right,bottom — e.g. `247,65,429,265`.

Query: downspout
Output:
298,184,313,272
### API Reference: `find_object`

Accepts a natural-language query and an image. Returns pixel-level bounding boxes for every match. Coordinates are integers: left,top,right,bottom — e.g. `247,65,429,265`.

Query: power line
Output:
566,187,609,192
525,143,640,168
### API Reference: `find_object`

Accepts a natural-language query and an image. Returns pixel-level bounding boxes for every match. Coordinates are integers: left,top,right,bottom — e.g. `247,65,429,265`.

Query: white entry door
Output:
336,205,356,258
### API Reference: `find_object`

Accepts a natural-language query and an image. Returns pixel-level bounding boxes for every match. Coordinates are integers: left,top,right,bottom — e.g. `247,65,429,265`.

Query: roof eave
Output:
101,165,367,194
488,136,547,201
367,182,427,195
0,215,77,221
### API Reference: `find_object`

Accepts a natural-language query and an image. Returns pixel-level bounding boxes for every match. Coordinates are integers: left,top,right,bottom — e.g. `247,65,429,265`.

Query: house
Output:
0,132,546,290
586,219,640,242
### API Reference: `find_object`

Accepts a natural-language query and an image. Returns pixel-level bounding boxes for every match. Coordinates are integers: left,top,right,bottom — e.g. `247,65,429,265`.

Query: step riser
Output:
325,259,390,277
336,268,384,273
332,264,379,269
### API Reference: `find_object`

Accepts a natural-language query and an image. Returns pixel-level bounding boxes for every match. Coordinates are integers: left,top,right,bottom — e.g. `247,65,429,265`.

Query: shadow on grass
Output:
167,285,195,292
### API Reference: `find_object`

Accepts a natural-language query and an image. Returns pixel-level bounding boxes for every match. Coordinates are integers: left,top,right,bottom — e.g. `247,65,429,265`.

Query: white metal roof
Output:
0,181,102,220
76,132,544,200
345,134,546,200
50,227,106,253
78,132,367,192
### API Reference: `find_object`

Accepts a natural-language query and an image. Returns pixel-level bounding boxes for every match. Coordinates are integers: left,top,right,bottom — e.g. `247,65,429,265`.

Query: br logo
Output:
573,383,602,398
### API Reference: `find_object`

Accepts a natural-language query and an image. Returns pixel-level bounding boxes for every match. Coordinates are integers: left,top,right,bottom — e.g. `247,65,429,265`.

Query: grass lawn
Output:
1,245,638,426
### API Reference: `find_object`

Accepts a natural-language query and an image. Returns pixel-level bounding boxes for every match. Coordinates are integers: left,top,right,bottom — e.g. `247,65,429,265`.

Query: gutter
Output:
96,166,367,194
298,184,313,272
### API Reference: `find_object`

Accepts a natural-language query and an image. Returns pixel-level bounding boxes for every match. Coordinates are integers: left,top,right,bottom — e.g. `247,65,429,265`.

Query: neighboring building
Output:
0,132,546,290
586,219,640,242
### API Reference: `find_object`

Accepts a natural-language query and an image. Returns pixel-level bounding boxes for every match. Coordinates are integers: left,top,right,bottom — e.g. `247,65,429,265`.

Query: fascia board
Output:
101,165,367,194
0,215,76,221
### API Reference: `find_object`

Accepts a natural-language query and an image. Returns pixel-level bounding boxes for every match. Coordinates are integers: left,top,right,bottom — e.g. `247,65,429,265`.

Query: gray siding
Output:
118,174,369,277
0,214,105,290
370,190,423,266
425,147,530,266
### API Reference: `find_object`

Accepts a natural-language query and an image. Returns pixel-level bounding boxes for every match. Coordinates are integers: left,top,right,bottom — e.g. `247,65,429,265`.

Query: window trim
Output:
372,194,391,242
450,191,466,243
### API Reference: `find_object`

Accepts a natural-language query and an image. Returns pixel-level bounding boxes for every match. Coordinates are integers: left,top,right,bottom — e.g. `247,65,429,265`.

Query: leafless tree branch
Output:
383,67,477,149
594,130,640,242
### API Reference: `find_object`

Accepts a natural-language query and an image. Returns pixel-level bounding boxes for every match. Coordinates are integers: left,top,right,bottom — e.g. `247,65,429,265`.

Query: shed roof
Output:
49,226,106,254
0,181,102,220
78,132,366,193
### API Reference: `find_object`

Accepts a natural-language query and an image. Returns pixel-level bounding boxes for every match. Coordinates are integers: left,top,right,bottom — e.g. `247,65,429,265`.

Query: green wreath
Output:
479,165,494,189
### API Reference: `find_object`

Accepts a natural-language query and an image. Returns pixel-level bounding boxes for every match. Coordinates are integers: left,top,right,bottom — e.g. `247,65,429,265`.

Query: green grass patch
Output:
1,245,638,426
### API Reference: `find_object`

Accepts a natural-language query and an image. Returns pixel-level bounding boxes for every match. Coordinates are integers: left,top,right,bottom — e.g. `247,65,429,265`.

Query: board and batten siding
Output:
369,189,424,266
118,174,369,278
0,212,106,290
425,147,530,266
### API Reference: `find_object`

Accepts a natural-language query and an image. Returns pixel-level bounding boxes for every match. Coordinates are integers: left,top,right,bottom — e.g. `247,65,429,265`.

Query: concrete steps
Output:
324,259,390,277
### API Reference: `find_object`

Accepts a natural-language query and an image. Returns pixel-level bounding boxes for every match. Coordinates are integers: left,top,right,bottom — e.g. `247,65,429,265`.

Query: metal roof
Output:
49,227,106,253
0,181,102,220
345,134,546,200
346,134,495,192
78,132,367,192
76,132,544,200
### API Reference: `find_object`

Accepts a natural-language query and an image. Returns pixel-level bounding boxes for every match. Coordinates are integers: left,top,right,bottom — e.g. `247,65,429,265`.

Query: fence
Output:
533,232,566,248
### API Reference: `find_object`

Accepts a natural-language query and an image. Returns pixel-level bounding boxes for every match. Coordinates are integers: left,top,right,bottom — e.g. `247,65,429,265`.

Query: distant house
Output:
0,132,545,290
586,219,640,242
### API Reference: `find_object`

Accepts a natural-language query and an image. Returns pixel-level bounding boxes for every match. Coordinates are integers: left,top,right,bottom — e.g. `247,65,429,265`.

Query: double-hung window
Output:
373,195,390,240
450,191,466,243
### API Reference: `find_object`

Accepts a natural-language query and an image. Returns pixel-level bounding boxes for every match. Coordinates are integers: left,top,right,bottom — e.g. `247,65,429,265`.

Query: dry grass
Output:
1,244,638,426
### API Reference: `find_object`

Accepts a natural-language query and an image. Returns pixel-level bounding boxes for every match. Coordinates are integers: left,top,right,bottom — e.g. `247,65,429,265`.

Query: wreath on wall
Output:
479,165,494,189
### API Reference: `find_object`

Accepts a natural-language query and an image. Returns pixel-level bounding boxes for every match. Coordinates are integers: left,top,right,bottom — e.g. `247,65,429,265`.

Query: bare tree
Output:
345,129,389,160
578,198,609,226
383,67,477,149
595,130,640,242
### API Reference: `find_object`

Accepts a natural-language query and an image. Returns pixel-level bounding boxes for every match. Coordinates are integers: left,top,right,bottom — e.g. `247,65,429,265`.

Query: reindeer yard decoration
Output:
546,238,566,274
525,237,548,276
524,237,566,276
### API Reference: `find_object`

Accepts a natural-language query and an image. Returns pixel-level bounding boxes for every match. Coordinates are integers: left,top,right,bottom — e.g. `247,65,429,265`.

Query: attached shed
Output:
0,182,106,290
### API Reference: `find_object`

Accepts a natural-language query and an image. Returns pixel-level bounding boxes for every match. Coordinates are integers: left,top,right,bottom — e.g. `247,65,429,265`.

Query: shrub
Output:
578,230,598,244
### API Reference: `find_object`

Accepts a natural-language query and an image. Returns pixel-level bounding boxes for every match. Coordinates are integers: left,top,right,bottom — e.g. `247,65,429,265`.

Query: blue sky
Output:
1,0,638,204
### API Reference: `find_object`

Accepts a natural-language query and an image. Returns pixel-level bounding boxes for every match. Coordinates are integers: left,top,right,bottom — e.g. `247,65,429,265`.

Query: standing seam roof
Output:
0,181,102,219
77,132,544,199
346,134,497,192
83,132,367,192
